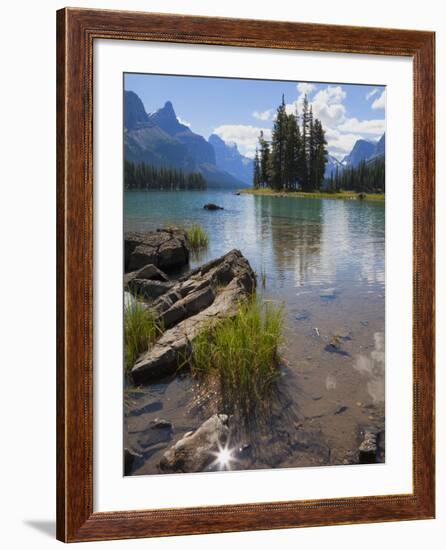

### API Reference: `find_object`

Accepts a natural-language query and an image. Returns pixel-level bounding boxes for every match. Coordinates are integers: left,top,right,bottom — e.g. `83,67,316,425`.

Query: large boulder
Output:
130,249,255,383
127,279,173,300
160,414,229,473
125,229,190,272
124,263,169,286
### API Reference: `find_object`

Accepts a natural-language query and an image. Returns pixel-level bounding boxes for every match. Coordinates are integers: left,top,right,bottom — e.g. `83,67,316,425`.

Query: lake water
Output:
124,189,385,473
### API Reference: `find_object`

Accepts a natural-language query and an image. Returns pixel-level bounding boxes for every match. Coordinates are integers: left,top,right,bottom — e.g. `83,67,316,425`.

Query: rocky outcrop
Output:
127,278,173,300
130,249,255,384
160,414,229,473
125,229,190,272
124,263,169,285
125,263,173,300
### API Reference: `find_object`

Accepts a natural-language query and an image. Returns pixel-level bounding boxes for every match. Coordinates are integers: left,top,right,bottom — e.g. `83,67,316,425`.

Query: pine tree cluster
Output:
327,156,385,194
124,160,207,190
253,95,328,192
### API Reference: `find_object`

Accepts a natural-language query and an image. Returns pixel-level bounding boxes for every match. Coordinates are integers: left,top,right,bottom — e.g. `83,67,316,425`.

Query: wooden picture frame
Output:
56,7,435,542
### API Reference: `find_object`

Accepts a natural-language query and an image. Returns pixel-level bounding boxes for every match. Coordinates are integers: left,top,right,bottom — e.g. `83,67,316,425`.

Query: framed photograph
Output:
56,8,435,542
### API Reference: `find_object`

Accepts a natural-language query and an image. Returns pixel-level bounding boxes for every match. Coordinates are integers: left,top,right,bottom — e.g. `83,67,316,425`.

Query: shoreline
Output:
240,188,385,201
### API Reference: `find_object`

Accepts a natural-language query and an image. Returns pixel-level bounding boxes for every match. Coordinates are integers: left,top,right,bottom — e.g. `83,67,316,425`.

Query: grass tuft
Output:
189,299,283,413
124,299,162,372
186,224,209,250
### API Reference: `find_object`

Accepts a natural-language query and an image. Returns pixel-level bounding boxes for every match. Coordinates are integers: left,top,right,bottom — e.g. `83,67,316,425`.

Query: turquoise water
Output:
124,189,386,473
124,189,385,307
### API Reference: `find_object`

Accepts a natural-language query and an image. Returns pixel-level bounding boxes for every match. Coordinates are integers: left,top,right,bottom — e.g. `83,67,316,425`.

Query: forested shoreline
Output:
327,156,385,194
252,95,385,194
124,160,207,190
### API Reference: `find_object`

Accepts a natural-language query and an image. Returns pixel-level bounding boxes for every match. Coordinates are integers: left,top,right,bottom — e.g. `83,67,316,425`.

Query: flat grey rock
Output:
130,249,256,383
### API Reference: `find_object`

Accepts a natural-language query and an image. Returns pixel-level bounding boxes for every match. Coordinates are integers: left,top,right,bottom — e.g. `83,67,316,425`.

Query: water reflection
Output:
254,196,323,287
353,332,385,403
124,190,385,300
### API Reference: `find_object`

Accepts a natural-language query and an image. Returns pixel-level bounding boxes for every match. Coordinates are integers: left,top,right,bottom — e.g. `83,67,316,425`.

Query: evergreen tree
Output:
334,166,340,192
307,106,316,190
331,156,385,193
258,130,271,188
252,93,328,193
253,148,261,188
300,94,311,190
124,161,207,190
270,95,288,190
283,113,300,190
313,119,328,190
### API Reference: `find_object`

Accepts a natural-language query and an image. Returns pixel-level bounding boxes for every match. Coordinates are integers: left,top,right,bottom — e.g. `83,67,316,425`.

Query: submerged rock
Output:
203,203,224,211
151,418,173,429
125,229,190,272
160,414,229,473
129,400,163,417
130,249,255,383
320,288,337,300
137,424,173,450
295,309,310,321
324,334,351,357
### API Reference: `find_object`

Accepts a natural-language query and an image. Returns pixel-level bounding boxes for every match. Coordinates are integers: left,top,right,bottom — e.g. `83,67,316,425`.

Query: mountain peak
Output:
209,133,224,145
124,90,150,131
161,100,176,116
148,100,190,136
342,139,376,167
209,134,253,185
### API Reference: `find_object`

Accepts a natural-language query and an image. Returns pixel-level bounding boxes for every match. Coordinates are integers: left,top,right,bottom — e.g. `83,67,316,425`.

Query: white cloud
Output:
252,109,273,121
324,128,362,160
311,86,347,127
366,88,380,100
284,97,304,116
230,82,383,159
297,82,316,95
286,85,347,127
177,116,191,127
372,90,386,110
212,125,272,158
337,117,385,136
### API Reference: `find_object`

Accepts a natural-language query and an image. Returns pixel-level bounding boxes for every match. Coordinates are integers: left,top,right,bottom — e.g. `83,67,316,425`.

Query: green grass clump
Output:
186,224,209,250
189,299,283,412
124,300,161,372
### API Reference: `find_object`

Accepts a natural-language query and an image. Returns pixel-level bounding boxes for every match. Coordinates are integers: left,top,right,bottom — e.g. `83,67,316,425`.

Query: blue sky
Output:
124,73,385,160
